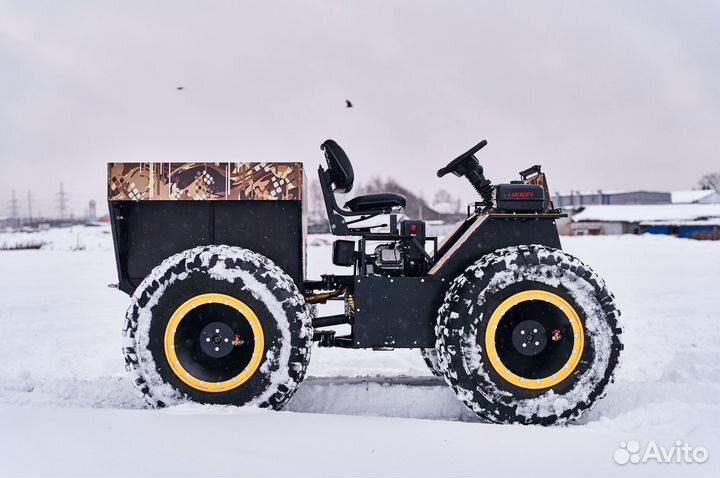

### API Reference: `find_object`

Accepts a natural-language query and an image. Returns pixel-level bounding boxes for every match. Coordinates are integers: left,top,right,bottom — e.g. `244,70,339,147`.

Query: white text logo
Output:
614,440,709,465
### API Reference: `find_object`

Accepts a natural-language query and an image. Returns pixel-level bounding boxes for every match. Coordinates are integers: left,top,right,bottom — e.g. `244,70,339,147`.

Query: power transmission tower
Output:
9,190,19,227
27,191,33,222
57,183,67,220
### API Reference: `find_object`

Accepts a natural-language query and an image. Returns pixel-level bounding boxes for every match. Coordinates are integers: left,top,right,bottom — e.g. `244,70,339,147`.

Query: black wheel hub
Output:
494,299,575,380
511,320,547,356
200,321,235,358
173,303,255,383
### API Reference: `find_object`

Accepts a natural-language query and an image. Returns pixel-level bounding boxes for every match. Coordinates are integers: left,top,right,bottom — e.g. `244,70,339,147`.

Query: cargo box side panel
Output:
108,162,303,202
108,162,305,295
229,163,303,200
125,202,211,278
214,201,303,286
169,163,228,200
114,201,303,293
108,163,153,201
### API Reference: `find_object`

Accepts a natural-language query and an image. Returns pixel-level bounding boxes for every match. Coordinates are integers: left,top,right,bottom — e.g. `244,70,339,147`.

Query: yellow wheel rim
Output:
164,293,265,393
485,290,584,390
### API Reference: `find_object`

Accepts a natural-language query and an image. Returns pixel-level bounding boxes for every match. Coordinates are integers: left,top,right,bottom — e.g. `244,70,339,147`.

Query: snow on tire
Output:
420,348,443,377
122,245,312,409
436,244,622,425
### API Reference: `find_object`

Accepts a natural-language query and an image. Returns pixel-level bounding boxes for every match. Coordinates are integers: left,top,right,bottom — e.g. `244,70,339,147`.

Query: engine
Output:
371,243,404,276
367,219,429,277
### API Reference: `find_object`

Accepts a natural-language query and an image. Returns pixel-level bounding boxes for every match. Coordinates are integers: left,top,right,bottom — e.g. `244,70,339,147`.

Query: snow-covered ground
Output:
0,226,718,477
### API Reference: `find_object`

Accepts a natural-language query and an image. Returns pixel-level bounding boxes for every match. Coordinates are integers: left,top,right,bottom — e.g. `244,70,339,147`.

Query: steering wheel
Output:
437,140,487,177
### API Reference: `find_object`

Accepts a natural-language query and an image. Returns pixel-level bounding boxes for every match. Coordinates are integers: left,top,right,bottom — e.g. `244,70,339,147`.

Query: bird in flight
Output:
345,99,353,108
177,86,184,91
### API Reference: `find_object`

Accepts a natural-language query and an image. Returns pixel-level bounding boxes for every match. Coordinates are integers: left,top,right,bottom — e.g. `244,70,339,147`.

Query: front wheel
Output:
122,245,312,409
436,245,622,425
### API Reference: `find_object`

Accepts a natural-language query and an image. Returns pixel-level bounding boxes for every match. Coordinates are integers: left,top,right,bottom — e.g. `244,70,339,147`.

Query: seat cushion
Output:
344,193,407,212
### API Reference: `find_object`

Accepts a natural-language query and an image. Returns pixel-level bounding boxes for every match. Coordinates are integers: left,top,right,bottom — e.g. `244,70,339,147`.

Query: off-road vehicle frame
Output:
109,140,622,424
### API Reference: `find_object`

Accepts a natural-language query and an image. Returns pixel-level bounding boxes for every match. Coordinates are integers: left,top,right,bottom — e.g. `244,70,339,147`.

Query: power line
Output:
57,183,67,220
9,190,18,221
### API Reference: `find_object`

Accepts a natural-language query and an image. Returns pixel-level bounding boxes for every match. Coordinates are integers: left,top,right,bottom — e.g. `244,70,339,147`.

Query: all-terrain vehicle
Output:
108,140,622,424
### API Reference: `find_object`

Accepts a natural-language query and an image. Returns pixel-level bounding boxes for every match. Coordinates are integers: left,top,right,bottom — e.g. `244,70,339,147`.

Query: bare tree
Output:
307,179,325,219
433,189,462,213
698,172,720,192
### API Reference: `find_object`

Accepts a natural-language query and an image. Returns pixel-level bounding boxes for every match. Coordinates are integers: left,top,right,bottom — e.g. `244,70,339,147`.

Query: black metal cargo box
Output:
107,162,306,295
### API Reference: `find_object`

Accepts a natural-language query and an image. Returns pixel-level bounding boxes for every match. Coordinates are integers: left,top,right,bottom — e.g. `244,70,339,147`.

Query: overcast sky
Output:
1,0,719,218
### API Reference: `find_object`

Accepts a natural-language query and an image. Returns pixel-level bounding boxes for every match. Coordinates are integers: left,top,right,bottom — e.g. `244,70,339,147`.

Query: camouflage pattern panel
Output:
108,162,303,201
152,163,172,200
229,163,303,200
169,163,228,200
108,163,152,201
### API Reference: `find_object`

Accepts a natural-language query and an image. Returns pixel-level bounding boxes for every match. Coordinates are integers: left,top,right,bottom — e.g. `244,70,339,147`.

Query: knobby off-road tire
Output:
420,348,443,377
122,245,312,409
436,245,622,425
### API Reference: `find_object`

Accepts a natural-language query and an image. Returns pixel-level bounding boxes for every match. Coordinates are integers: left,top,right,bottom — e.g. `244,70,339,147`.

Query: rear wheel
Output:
420,348,443,377
122,245,312,408
436,245,622,425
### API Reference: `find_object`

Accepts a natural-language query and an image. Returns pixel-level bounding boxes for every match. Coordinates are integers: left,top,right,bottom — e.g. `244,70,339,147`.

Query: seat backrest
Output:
321,139,354,193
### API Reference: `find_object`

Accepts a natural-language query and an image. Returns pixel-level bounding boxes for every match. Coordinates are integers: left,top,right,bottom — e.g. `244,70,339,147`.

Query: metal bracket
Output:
314,330,336,347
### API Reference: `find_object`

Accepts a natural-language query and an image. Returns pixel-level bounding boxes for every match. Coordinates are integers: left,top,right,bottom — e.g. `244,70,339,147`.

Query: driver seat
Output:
318,139,406,235
345,193,406,212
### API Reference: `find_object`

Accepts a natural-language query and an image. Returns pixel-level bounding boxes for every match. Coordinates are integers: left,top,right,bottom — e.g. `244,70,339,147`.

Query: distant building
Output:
643,220,720,240
571,220,640,236
671,190,720,204
568,204,720,240
554,190,671,208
